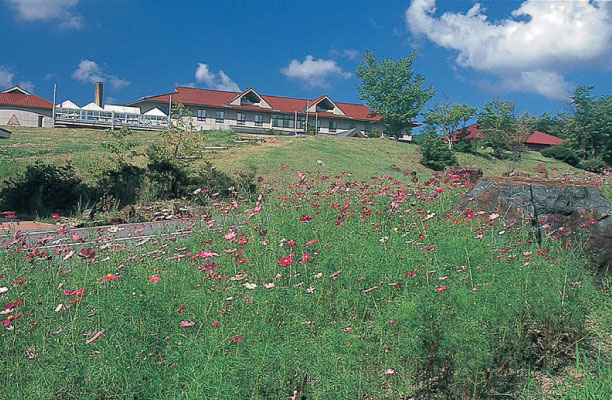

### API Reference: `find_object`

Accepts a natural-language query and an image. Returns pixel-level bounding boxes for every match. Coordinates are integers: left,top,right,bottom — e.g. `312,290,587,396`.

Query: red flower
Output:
278,254,293,266
1,311,22,327
305,239,318,246
435,285,447,293
149,274,161,283
301,252,310,263
536,249,548,255
50,213,60,219
176,303,185,312
2,299,23,309
63,288,84,296
404,269,418,276
235,257,247,265
212,320,219,327
78,248,96,260
229,334,242,343
299,214,313,222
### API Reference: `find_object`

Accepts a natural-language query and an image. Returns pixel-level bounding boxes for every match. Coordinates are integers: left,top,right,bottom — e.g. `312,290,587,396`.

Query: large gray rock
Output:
455,177,612,269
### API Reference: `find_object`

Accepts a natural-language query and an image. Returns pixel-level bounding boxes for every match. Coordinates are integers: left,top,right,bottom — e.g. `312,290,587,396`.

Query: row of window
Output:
195,109,372,131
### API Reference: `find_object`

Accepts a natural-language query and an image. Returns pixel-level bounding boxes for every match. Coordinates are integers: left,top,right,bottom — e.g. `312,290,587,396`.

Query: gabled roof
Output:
144,107,167,117
306,94,346,116
57,100,80,109
81,102,104,111
128,86,384,122
0,86,53,109
451,123,564,146
227,87,272,109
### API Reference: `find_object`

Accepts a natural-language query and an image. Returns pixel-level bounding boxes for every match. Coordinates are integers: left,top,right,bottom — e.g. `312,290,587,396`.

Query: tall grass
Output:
0,169,604,399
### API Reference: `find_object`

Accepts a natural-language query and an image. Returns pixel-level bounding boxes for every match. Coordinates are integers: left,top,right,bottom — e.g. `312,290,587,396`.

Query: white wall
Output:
0,107,53,127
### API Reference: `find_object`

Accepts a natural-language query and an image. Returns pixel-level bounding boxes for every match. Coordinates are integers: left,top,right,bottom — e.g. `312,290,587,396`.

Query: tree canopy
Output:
355,48,434,137
424,101,476,148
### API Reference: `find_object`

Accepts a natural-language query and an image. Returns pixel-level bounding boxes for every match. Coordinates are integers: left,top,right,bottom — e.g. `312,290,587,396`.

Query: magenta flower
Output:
278,254,293,266
149,274,161,283
98,273,122,282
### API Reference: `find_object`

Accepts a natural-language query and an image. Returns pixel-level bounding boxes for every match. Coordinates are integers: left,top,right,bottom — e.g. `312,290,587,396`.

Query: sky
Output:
1,0,612,123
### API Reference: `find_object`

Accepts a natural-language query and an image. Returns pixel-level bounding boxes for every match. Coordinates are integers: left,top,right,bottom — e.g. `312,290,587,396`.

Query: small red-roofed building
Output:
128,86,417,136
451,123,563,151
0,86,54,127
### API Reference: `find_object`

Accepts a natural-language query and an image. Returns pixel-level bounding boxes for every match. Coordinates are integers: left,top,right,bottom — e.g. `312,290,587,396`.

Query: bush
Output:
581,158,608,173
145,160,191,200
0,161,90,215
99,164,144,206
419,128,458,171
541,145,580,166
453,139,476,154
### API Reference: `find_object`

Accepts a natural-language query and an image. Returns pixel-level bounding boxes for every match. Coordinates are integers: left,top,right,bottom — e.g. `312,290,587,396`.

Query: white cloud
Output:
5,0,83,28
0,66,14,89
405,0,612,99
195,63,240,92
343,49,360,60
281,55,351,88
72,59,130,90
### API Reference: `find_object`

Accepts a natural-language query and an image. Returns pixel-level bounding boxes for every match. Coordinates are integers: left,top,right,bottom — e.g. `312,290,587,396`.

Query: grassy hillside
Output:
0,126,581,184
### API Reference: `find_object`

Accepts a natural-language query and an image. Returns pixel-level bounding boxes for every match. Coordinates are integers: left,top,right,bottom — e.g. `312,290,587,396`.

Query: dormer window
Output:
316,98,335,112
240,91,261,106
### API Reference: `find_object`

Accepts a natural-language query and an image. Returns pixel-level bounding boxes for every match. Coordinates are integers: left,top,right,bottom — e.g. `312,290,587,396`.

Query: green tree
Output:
146,103,198,166
419,126,458,171
101,125,137,166
355,48,434,138
424,101,476,149
478,99,517,159
564,86,612,163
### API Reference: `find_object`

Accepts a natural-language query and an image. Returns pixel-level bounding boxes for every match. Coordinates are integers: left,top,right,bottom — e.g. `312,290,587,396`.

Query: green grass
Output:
0,126,611,398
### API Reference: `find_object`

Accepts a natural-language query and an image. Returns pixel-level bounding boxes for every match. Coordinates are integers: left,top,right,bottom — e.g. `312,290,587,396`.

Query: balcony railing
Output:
54,108,168,130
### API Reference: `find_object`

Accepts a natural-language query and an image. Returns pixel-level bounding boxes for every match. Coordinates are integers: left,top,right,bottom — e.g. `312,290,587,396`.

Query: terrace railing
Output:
54,107,168,130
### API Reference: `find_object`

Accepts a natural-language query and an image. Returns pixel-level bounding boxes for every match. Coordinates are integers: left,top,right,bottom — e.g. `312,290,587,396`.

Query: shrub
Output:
145,160,191,200
419,128,458,171
0,161,89,215
581,158,608,173
99,164,144,206
366,129,381,138
453,139,476,154
541,145,580,166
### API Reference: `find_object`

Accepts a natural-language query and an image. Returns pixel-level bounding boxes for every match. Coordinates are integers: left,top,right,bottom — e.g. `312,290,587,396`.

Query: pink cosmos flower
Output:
78,248,96,260
148,274,161,283
342,327,352,333
263,283,275,289
1,311,22,327
305,239,318,246
85,329,105,344
98,273,122,282
50,213,59,219
176,303,185,312
229,334,242,343
235,257,247,265
301,252,310,263
435,285,447,293
212,320,219,327
278,254,293,266
179,321,195,328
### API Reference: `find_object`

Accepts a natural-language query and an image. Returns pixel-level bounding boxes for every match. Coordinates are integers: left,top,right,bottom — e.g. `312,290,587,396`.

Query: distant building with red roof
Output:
451,123,563,151
127,86,406,136
0,86,54,127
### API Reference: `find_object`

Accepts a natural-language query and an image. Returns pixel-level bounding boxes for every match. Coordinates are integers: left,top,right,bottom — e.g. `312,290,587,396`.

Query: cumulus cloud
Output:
0,66,14,89
195,63,240,92
281,55,351,88
405,0,612,99
5,0,83,28
72,59,130,90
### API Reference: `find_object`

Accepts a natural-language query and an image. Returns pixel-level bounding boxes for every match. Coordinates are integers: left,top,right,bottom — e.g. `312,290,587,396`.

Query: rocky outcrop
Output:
455,177,612,269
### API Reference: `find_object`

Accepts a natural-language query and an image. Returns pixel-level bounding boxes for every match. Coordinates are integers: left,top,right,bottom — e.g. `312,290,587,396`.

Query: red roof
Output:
132,86,383,122
451,123,563,146
525,130,564,146
0,87,53,109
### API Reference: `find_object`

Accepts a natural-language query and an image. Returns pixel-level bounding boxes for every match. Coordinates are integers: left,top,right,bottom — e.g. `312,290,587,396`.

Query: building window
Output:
215,111,225,123
365,123,372,132
297,115,306,129
329,120,337,132
237,112,246,125
255,114,263,126
348,122,355,130
272,114,294,128
197,109,206,121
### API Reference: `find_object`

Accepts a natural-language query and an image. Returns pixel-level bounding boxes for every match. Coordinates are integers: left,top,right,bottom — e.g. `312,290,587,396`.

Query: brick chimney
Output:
94,82,103,107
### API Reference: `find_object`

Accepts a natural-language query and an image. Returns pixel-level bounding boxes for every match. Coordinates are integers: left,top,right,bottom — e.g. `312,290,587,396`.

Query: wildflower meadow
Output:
1,166,611,399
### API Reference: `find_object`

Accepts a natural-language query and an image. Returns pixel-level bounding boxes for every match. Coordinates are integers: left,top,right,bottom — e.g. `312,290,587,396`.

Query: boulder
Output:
455,177,612,269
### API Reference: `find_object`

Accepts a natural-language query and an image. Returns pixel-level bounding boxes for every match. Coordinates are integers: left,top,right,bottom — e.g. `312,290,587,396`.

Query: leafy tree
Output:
101,125,137,166
508,114,535,162
478,99,517,159
419,127,458,171
424,101,476,149
564,86,612,163
355,48,434,138
146,103,199,166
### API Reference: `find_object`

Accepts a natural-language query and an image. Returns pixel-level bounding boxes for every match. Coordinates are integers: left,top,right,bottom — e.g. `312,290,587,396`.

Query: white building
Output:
128,86,393,136
0,86,53,127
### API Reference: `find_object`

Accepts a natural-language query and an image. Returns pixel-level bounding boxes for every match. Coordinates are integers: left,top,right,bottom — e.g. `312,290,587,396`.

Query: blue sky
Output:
1,0,612,122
